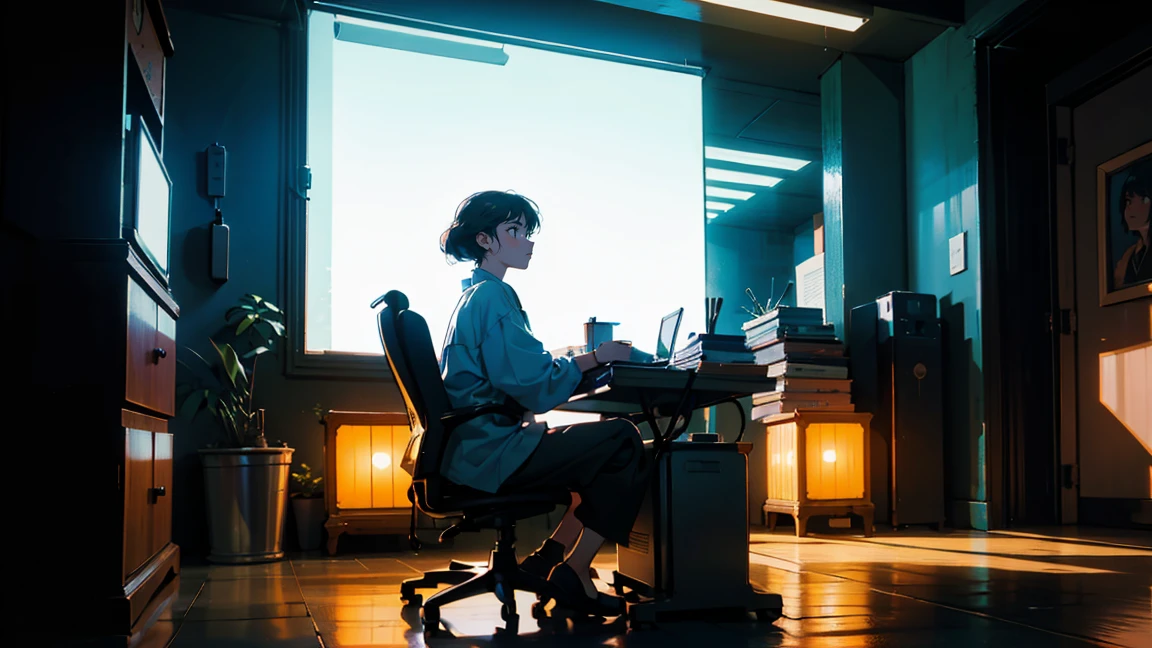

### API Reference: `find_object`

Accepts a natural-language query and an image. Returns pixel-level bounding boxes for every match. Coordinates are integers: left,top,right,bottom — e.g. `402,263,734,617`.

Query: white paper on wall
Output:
796,253,825,316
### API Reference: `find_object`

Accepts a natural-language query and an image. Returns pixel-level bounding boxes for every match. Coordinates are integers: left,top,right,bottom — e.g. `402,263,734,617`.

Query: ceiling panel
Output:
703,77,822,232
740,99,822,149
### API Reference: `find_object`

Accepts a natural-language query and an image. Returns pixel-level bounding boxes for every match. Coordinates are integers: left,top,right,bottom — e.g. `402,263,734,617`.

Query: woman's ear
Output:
475,232,490,251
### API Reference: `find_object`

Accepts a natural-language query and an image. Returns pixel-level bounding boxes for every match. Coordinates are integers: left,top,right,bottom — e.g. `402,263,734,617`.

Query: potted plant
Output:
178,293,295,564
290,463,325,551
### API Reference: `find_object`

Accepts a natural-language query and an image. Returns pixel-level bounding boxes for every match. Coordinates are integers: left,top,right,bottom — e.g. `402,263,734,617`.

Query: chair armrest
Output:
440,403,516,431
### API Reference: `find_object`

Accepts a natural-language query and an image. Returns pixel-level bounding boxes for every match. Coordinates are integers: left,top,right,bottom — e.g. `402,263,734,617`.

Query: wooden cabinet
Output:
19,242,183,641
3,0,177,640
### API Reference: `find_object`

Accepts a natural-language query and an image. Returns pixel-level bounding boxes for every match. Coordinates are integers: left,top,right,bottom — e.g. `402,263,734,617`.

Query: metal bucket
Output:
200,447,294,564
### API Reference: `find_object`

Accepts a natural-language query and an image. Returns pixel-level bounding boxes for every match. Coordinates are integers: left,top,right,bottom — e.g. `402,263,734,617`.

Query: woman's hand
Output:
573,340,632,372
594,340,632,363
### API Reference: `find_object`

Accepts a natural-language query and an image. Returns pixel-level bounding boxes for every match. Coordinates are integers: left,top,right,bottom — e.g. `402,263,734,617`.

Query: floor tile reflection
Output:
133,526,1149,648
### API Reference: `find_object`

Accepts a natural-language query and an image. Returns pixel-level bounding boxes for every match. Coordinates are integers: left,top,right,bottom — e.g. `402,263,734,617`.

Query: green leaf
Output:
242,346,270,359
261,301,282,314
236,313,256,335
225,304,256,323
211,340,248,389
179,389,208,419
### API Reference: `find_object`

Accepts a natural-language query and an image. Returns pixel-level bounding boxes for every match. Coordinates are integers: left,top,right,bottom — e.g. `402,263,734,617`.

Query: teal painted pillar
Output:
821,54,908,524
820,55,908,342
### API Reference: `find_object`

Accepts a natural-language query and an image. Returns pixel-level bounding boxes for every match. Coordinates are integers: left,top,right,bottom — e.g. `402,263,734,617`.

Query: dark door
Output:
1060,62,1152,526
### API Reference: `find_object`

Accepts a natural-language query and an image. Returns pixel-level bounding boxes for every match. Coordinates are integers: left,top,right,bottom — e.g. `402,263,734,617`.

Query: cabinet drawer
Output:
152,432,173,556
122,413,173,581
126,277,175,416
123,428,154,580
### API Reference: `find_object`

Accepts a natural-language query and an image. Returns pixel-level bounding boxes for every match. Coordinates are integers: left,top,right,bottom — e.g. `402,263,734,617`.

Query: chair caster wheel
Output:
497,605,519,635
401,592,422,607
409,537,423,551
530,601,548,620
421,606,440,635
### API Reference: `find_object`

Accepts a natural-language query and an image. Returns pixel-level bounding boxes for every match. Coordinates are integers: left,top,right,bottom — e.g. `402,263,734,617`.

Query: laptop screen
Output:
654,308,683,360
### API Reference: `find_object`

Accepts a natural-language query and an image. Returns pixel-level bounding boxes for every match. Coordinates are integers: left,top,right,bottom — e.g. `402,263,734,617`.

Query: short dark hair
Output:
1118,161,1151,236
440,190,541,265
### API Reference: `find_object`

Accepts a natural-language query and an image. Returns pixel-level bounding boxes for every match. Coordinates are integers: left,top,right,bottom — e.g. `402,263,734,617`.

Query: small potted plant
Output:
178,293,295,563
290,463,325,551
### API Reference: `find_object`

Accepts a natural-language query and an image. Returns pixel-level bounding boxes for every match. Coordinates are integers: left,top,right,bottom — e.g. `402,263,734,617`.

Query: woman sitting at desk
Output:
438,190,646,615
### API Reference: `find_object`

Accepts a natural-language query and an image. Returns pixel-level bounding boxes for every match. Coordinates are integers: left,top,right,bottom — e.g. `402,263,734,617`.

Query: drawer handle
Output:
150,486,167,499
152,347,168,363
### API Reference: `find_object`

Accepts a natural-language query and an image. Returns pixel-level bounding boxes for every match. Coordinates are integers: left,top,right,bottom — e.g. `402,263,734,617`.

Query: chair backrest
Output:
373,290,453,510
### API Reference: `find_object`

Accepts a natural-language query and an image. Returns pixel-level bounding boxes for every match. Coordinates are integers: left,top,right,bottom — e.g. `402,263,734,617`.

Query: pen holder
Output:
584,317,619,353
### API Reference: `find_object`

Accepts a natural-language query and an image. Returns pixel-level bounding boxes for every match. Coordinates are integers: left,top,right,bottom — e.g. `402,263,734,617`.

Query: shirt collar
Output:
469,267,502,288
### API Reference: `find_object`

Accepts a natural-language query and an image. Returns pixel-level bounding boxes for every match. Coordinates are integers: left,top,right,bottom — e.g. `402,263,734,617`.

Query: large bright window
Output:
306,12,705,364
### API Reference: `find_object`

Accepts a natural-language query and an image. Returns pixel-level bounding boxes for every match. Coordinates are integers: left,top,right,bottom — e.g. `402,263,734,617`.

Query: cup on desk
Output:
583,317,619,353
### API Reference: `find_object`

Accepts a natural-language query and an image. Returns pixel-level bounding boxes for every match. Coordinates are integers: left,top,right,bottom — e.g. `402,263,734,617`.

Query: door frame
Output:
1046,32,1152,524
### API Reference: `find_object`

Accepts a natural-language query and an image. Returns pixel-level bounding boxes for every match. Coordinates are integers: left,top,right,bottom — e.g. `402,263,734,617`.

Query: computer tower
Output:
616,442,749,601
848,292,945,528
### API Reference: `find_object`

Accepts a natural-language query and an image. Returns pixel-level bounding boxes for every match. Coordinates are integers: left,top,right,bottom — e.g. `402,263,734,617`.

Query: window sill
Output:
286,349,394,381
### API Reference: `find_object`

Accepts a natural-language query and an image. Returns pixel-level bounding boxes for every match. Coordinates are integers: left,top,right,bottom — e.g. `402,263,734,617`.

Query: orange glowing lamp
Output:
323,411,414,554
760,411,874,537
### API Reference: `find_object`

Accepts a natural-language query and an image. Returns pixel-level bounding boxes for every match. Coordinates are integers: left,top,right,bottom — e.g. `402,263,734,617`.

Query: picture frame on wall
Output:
1097,140,1152,306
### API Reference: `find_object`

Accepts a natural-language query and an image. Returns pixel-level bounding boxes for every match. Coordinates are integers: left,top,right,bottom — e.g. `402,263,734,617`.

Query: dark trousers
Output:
500,417,648,548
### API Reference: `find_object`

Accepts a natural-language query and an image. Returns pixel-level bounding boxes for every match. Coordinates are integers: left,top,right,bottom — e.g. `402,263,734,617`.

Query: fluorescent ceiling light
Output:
706,186,755,201
705,146,809,171
705,168,782,187
334,18,509,65
706,201,735,212
699,0,868,32
706,211,720,220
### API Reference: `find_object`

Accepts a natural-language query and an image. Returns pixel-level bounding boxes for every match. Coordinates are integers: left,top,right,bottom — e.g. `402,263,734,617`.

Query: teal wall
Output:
705,224,797,336
793,217,816,268
165,9,401,554
904,27,987,528
820,55,908,343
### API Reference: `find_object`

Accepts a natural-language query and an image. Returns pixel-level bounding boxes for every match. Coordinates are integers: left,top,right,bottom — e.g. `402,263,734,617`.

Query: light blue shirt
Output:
439,268,584,493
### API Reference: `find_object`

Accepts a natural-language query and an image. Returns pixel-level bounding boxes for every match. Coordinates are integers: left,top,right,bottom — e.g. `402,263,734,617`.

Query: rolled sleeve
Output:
480,314,583,413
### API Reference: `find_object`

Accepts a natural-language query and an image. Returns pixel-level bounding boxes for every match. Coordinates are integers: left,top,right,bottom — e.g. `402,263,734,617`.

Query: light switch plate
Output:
949,231,967,276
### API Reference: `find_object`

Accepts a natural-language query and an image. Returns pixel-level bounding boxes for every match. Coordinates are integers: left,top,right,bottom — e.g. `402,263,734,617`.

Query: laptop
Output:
610,307,684,367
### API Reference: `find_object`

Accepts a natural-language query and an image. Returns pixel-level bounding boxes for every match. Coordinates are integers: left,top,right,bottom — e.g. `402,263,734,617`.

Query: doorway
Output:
977,4,1151,528
1053,59,1152,528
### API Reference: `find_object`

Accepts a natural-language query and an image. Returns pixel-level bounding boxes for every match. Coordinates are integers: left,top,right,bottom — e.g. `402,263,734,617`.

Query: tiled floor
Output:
129,524,1150,647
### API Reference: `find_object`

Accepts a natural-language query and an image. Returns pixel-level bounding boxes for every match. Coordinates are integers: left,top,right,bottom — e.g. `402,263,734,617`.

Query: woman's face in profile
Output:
1122,191,1150,231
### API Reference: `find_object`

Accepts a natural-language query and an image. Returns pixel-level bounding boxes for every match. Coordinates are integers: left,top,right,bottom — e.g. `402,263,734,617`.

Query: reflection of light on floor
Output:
1099,342,1152,458
750,535,1122,574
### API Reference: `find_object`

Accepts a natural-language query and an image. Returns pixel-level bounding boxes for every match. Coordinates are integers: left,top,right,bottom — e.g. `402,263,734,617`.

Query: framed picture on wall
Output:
1098,140,1152,306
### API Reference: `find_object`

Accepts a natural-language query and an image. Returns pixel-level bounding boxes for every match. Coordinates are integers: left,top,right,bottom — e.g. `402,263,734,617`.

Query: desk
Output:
559,365,777,446
556,365,784,628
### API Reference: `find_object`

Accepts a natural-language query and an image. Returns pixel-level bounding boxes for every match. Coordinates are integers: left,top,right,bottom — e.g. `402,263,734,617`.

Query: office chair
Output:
372,290,570,636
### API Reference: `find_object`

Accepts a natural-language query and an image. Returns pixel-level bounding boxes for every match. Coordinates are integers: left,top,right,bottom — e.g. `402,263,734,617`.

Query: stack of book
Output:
742,306,854,420
671,332,756,373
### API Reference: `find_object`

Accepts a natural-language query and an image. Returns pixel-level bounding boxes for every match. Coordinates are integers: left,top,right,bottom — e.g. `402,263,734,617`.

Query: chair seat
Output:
423,482,570,521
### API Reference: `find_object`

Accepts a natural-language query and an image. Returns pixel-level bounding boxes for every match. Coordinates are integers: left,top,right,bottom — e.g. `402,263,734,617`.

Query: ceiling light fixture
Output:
705,146,810,171
706,186,755,201
706,211,720,220
706,168,782,187
706,201,736,212
334,17,510,65
698,0,868,32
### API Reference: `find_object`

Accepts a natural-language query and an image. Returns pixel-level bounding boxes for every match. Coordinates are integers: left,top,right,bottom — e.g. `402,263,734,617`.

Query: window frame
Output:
283,4,704,379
